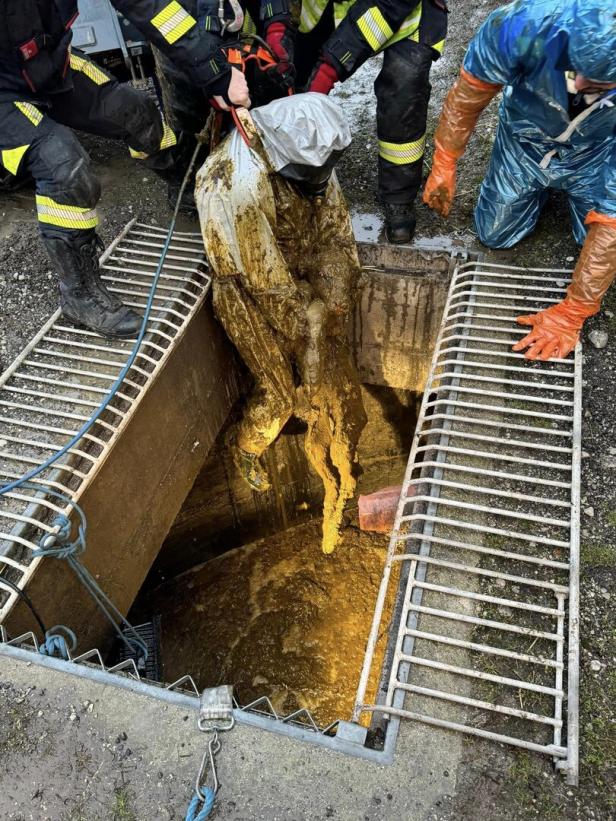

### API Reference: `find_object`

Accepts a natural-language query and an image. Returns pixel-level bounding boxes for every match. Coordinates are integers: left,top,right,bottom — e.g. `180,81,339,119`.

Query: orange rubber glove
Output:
513,214,616,360
423,68,501,217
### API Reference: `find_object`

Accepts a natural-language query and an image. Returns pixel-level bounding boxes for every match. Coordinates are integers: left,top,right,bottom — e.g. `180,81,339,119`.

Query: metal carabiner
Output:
195,730,222,801
218,0,244,35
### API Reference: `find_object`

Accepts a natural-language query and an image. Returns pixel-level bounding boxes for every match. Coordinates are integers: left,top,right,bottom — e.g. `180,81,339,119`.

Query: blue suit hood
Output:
568,1,616,81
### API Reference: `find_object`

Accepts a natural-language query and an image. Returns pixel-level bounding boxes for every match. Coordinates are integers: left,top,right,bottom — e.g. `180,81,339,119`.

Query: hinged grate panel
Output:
0,220,210,620
354,261,581,785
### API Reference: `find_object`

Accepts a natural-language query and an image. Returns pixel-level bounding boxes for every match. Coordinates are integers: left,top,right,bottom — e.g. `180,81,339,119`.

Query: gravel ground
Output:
1,0,614,817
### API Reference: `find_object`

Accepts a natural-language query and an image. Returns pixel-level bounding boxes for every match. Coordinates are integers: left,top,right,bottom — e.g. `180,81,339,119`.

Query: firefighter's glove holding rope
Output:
212,66,251,111
265,20,296,90
423,68,501,217
513,218,616,361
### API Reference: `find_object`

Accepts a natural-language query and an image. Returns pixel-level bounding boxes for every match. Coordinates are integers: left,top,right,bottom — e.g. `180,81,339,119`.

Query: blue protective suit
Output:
463,0,616,249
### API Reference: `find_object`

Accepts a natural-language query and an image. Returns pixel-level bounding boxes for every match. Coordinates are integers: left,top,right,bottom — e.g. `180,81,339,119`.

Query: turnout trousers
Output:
0,50,179,242
296,0,447,205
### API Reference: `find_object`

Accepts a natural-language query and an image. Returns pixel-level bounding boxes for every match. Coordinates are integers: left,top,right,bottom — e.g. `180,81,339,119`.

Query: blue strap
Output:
29,489,149,662
185,787,216,821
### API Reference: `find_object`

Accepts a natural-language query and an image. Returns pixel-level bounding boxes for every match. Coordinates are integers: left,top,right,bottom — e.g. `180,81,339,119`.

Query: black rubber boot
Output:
383,203,417,244
44,232,143,338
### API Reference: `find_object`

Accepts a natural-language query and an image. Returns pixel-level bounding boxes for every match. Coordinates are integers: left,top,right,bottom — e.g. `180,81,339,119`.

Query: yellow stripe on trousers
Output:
378,135,426,165
2,145,30,176
36,195,98,229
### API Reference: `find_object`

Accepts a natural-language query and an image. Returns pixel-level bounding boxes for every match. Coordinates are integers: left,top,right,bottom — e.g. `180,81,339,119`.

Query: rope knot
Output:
33,514,84,559
39,625,77,660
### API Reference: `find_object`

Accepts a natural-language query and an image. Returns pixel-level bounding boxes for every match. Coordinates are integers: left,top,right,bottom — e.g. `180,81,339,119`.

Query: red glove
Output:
308,61,339,95
265,21,295,88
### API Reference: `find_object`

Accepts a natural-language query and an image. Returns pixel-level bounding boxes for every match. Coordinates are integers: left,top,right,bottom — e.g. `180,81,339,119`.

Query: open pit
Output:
0,222,583,799
131,384,418,727
2,236,451,734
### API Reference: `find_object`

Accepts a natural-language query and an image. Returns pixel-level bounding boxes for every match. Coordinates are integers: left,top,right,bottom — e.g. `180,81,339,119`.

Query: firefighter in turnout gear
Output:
0,0,252,338
290,0,447,243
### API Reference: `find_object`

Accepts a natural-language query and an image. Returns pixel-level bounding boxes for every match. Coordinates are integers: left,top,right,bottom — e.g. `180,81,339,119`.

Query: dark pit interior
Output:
131,385,420,726
125,245,453,728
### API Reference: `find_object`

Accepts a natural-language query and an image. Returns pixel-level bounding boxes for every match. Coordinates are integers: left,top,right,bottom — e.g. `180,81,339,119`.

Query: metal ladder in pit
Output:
354,260,581,785
0,220,210,620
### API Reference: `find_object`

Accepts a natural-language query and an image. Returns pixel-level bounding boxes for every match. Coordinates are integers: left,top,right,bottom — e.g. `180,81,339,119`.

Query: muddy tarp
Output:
195,95,367,553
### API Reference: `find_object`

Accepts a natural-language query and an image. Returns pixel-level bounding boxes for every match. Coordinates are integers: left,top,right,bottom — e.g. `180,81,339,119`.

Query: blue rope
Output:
39,625,77,660
185,788,216,821
27,482,148,661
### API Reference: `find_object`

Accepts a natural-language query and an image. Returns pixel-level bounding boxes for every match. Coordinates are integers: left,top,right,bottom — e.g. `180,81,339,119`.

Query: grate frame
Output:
0,220,210,619
353,260,581,785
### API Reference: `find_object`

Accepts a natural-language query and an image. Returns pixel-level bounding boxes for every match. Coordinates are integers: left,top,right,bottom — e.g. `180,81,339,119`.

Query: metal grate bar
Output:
354,261,581,785
0,220,210,619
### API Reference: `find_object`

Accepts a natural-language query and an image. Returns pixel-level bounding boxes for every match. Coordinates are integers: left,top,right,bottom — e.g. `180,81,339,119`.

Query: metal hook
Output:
195,730,222,801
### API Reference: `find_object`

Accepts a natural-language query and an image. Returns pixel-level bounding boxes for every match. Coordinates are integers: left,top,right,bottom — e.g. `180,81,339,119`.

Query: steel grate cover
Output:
0,220,210,621
354,260,581,785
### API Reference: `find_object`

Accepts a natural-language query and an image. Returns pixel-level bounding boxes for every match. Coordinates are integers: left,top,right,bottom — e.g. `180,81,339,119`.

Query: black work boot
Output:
44,232,143,338
383,203,417,244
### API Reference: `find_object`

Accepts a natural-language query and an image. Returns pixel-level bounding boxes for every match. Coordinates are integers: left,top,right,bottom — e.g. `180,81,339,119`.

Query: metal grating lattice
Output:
0,220,210,620
354,260,581,785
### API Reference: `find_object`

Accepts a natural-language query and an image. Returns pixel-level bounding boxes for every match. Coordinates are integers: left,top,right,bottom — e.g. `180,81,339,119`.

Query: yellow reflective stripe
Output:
129,147,149,160
35,195,98,229
299,0,328,33
432,38,445,54
159,121,177,150
14,102,43,126
333,0,354,27
2,145,30,176
129,119,177,160
151,1,196,44
378,135,426,165
357,7,393,51
69,52,110,85
382,2,422,49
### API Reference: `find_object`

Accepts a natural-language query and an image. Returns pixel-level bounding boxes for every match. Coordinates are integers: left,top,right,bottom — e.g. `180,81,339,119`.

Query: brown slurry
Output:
144,519,399,727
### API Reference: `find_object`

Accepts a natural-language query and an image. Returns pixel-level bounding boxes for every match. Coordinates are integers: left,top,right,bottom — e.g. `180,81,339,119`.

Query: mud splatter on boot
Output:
227,430,272,493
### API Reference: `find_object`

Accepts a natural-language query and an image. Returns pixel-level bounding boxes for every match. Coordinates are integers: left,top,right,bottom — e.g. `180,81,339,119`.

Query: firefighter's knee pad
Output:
37,127,101,207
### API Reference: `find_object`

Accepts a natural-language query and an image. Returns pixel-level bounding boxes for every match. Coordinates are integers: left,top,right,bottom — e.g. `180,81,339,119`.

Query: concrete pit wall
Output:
5,245,451,651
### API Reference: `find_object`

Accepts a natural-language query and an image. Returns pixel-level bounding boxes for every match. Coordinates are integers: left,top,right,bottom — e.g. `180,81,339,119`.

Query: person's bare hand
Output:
213,67,251,111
